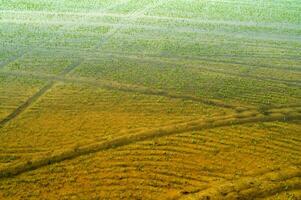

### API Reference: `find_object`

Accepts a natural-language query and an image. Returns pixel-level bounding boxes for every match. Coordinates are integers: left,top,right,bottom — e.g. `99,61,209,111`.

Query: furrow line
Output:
0,109,299,179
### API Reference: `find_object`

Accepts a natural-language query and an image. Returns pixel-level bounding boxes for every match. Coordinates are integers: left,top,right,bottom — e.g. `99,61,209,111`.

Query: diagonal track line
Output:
0,0,164,129
0,51,26,70
0,82,55,128
1,0,298,177
0,107,300,179
1,70,253,111
1,59,298,112
1,2,300,196
0,59,81,128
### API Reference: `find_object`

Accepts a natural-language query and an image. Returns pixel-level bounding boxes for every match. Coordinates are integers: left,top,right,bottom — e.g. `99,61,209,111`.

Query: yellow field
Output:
0,0,300,199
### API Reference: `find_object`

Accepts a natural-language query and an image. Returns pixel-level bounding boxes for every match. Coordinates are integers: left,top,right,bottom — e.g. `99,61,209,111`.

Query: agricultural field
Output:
0,0,300,199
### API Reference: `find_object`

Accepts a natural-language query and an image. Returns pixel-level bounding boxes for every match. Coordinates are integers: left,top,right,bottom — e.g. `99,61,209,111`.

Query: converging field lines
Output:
0,70,253,112
1,0,301,199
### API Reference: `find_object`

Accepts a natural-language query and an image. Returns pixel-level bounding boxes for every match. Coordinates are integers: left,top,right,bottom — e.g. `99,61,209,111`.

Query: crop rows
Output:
0,83,229,169
0,112,300,199
0,105,299,179
0,0,300,199
180,167,301,199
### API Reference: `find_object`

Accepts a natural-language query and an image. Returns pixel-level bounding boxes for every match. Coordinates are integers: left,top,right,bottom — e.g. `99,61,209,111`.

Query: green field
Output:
0,0,300,199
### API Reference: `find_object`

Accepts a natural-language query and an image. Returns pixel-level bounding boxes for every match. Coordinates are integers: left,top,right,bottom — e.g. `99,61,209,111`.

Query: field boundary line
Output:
0,107,300,179
5,43,300,77
2,68,298,113
0,58,81,128
96,51,301,86
1,70,253,111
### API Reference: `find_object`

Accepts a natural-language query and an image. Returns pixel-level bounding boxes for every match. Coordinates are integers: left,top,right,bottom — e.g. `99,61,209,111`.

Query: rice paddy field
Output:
0,0,300,199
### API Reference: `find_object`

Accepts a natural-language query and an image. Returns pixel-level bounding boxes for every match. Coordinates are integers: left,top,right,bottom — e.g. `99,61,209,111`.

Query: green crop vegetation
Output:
0,0,300,199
